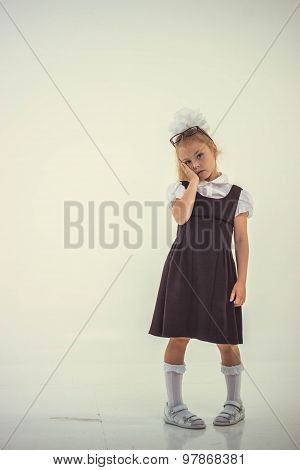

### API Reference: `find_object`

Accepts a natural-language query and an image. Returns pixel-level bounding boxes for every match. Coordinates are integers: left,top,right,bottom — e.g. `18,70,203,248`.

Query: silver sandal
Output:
213,399,245,426
163,402,206,429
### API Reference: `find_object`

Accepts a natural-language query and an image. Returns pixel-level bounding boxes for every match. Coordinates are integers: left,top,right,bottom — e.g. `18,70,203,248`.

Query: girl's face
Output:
176,138,218,181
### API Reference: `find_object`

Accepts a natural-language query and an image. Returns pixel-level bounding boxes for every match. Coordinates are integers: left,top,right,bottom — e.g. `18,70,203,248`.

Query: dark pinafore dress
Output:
148,180,243,345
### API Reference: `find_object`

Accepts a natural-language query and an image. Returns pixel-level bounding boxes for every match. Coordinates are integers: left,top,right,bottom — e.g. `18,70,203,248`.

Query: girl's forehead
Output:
177,141,207,159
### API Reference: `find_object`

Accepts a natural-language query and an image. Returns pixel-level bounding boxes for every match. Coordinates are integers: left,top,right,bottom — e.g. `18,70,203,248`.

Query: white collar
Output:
197,172,229,187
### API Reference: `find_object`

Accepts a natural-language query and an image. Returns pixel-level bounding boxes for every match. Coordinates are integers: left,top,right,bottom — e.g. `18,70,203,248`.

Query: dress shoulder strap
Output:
230,184,243,201
180,180,189,189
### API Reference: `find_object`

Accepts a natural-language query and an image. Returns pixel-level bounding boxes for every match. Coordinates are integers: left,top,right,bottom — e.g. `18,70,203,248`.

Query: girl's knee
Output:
216,343,235,351
170,337,190,344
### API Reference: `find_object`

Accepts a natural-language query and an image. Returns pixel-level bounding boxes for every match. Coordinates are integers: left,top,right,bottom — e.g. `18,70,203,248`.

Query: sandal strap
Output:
173,409,194,420
182,413,196,422
215,402,242,420
214,401,244,423
219,411,235,417
184,414,204,422
178,410,204,424
167,403,204,424
224,400,242,410
215,409,239,421
170,403,188,413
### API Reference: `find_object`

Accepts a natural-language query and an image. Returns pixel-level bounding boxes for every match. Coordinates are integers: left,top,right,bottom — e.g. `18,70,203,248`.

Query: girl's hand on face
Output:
180,162,199,184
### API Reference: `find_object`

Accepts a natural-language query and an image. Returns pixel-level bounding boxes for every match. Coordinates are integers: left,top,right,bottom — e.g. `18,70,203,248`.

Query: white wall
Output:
1,0,299,388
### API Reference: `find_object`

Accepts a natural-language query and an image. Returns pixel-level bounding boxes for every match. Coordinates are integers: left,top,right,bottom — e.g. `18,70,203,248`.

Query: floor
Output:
1,360,299,450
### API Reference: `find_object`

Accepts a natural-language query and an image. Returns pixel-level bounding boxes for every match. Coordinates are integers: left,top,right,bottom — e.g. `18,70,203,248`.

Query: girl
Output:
148,108,254,429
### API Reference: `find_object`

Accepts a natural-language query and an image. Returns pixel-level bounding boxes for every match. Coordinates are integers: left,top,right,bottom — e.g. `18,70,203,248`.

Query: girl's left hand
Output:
229,280,246,307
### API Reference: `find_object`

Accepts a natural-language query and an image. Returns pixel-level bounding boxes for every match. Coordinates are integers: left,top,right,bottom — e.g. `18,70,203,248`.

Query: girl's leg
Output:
163,337,190,407
217,344,241,366
164,337,190,364
216,344,244,404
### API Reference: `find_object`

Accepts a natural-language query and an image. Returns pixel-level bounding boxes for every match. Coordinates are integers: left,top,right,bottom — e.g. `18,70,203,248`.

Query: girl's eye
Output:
183,154,203,164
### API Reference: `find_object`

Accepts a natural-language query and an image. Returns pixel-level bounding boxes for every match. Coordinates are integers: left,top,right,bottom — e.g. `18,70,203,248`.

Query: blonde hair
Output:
174,132,222,180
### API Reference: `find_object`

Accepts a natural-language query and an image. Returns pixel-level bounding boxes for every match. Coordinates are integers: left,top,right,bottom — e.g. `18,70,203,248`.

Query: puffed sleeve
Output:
235,189,254,218
166,181,186,210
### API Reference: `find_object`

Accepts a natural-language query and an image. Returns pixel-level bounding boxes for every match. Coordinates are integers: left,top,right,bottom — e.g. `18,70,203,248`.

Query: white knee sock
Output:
163,362,186,407
221,363,244,403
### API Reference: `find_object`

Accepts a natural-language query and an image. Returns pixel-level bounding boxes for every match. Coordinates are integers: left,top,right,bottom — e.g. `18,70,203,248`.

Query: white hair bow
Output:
168,107,211,136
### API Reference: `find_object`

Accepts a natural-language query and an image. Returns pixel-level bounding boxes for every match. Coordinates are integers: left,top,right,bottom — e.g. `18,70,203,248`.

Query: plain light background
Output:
0,0,299,449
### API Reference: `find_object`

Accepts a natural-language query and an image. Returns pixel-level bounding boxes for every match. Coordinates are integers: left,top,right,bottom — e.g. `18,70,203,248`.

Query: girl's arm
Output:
233,212,249,282
231,213,249,306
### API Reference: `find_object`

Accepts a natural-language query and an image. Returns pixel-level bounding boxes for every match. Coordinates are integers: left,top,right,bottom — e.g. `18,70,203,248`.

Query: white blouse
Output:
167,172,254,218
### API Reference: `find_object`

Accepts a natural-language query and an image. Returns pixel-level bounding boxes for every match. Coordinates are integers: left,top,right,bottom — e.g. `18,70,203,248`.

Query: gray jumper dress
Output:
148,180,243,345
